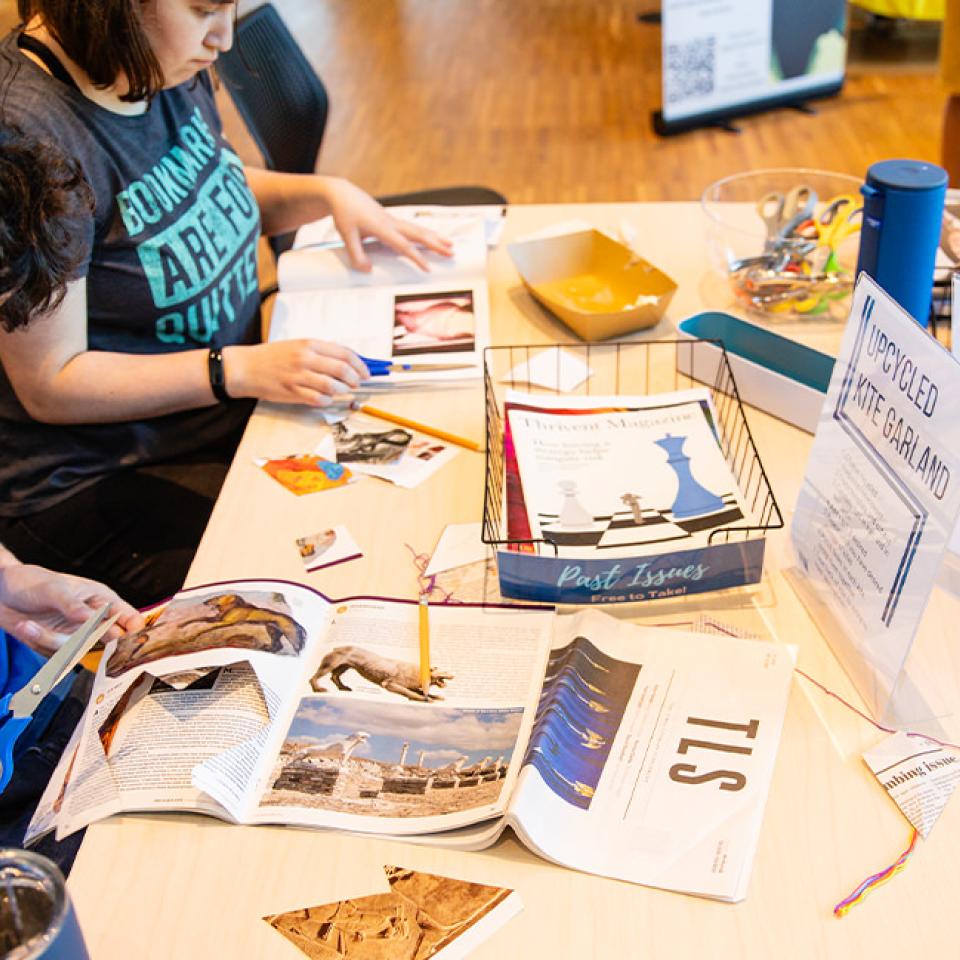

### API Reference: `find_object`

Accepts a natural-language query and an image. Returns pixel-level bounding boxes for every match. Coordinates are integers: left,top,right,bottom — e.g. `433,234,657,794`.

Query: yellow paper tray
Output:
508,229,677,341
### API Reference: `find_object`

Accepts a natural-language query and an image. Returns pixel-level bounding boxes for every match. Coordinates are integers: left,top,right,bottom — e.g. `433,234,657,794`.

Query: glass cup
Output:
0,850,88,960
701,167,863,321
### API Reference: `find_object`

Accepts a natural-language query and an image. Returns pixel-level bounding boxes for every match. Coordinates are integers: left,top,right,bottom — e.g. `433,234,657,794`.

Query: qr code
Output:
665,36,716,103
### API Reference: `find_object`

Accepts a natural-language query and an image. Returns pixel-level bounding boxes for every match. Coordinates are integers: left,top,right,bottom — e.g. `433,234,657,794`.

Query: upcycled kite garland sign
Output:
789,275,960,724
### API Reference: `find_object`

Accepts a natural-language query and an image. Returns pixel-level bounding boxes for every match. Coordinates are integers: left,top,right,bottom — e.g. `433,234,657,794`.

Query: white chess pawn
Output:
558,480,592,528
621,493,644,525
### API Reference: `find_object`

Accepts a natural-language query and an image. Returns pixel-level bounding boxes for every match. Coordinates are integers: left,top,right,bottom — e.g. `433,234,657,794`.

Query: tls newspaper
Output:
29,581,793,902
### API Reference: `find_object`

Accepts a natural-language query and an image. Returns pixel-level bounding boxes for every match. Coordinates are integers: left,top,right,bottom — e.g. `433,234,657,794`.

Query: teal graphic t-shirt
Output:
0,34,261,513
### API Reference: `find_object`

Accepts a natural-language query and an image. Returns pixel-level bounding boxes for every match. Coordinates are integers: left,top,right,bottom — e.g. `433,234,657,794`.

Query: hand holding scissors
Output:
0,606,117,791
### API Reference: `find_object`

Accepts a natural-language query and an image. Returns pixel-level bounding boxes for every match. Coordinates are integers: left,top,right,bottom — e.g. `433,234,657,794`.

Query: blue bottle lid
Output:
865,159,948,192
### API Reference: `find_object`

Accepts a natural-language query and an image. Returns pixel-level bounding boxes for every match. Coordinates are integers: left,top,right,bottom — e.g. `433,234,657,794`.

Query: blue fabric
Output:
1,626,44,699
1,628,72,758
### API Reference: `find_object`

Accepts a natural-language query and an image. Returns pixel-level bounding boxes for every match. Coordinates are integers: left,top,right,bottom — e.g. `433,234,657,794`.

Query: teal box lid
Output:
678,312,834,393
677,312,835,433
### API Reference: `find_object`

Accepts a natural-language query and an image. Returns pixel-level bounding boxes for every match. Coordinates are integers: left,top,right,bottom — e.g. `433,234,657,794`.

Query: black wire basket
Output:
481,339,784,604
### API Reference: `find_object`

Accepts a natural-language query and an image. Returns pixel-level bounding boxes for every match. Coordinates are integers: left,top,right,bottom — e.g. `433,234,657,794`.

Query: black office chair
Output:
217,3,507,257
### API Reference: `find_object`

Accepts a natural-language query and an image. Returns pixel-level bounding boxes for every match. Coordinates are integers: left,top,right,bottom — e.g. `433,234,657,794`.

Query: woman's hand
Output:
322,177,453,271
0,564,144,656
223,339,370,407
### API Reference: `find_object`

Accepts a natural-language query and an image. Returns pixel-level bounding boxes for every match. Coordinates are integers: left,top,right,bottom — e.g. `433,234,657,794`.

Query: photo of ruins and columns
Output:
262,698,523,818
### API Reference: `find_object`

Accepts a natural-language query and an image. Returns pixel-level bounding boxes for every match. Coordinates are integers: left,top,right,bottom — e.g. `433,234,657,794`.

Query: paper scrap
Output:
863,731,960,839
431,558,502,604
264,864,521,960
296,525,362,572
425,522,487,577
324,414,457,489
257,455,352,495
502,347,592,393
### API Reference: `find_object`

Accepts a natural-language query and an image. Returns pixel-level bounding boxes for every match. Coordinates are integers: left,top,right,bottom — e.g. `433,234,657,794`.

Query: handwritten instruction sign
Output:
791,275,960,722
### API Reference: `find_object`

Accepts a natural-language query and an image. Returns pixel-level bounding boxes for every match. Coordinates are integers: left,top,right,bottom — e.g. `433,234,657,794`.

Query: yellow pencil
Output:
418,594,431,697
359,404,482,453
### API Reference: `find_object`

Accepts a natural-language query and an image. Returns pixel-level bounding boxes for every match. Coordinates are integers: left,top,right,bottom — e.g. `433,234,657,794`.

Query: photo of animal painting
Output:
523,635,639,809
262,699,522,819
105,590,307,677
310,645,454,703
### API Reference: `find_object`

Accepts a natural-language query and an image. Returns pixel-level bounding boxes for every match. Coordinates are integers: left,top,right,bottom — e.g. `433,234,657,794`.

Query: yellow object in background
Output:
941,0,960,91
851,0,944,19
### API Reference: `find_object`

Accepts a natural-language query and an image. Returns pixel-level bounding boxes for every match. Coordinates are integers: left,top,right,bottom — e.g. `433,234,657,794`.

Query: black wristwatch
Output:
208,347,231,402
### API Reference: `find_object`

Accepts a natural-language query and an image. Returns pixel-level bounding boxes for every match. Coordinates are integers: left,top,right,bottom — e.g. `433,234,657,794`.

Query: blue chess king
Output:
654,433,725,519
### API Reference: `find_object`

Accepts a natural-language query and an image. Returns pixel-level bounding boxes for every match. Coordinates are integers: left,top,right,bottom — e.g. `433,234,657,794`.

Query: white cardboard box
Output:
676,312,834,433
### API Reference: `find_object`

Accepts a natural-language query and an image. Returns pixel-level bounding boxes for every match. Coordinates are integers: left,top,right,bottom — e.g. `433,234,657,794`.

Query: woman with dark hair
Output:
0,126,144,867
0,1,451,608
0,125,93,331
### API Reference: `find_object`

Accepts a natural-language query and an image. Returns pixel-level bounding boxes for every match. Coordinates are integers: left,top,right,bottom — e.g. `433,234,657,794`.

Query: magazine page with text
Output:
503,608,795,901
47,580,332,840
272,218,490,386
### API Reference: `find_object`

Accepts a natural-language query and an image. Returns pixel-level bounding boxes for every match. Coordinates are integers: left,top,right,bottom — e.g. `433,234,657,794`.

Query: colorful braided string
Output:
832,828,919,918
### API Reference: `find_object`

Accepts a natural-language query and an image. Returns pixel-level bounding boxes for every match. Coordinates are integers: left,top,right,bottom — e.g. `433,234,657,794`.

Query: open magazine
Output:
504,389,747,557
268,208,492,387
29,581,794,902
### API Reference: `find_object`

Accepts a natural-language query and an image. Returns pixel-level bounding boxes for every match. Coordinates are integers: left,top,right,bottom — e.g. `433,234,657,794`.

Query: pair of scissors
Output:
811,197,863,274
757,184,818,247
358,355,475,377
0,605,118,791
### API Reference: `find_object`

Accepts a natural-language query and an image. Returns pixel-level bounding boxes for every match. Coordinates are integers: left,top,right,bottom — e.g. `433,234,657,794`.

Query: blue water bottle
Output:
856,159,948,327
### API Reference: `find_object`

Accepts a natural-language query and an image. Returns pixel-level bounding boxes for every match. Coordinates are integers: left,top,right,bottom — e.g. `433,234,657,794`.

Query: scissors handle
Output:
757,192,786,234
0,693,31,792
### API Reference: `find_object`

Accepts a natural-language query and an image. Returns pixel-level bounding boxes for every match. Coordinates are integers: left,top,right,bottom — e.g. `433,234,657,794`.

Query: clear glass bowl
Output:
701,168,863,321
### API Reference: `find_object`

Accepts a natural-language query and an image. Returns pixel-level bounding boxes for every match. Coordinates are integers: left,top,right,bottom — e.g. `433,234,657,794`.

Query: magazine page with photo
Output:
28,581,334,842
242,599,555,836
27,584,555,844
26,587,794,902
503,389,747,559
326,412,459,489
269,216,490,386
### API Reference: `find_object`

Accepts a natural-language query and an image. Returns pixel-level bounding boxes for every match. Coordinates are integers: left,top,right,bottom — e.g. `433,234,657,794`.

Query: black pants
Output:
0,452,234,610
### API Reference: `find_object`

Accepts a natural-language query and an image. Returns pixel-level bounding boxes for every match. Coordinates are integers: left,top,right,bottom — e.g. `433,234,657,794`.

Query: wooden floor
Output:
0,1,948,203
262,0,948,203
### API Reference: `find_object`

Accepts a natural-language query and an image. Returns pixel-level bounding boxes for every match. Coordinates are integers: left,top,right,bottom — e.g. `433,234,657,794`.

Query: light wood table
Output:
67,204,960,959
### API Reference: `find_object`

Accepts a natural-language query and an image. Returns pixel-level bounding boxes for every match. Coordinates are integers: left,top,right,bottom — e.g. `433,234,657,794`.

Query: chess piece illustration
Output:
558,480,592,528
621,493,644,525
654,434,725,519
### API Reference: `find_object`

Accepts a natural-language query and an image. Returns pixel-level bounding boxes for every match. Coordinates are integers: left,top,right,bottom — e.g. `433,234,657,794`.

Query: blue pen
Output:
358,355,474,377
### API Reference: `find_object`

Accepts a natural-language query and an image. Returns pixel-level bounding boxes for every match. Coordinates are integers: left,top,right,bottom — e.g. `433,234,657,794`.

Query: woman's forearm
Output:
23,348,218,423
243,167,335,236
